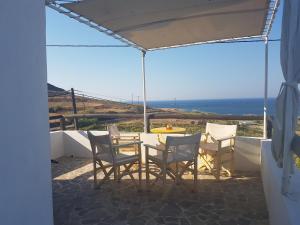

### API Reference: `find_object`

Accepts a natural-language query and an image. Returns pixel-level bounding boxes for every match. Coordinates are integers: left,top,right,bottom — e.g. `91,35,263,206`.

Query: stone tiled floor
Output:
52,157,269,225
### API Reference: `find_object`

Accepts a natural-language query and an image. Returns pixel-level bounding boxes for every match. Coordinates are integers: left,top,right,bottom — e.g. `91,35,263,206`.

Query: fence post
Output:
60,117,66,130
71,88,78,130
146,114,153,133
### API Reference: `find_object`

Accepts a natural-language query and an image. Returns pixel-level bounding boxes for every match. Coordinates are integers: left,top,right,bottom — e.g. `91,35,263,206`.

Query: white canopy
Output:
51,0,276,51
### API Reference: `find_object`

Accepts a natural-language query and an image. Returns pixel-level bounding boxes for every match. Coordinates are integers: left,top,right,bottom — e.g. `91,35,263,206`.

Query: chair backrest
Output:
87,131,115,162
205,123,237,146
166,133,201,162
108,124,120,138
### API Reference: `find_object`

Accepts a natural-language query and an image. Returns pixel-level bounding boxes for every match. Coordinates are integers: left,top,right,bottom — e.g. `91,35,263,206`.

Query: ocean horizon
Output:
144,98,277,116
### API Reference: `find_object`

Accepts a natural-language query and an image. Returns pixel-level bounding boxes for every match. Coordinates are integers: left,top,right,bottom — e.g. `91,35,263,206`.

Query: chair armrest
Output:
111,136,138,140
215,135,235,142
119,135,139,138
144,144,165,152
112,141,143,149
205,133,235,143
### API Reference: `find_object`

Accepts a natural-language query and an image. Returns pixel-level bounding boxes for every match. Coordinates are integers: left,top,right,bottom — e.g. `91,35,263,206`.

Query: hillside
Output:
47,83,163,114
48,83,65,94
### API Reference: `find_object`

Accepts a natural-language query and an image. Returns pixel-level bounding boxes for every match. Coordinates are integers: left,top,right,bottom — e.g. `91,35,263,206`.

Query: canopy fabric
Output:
62,0,270,50
271,0,300,194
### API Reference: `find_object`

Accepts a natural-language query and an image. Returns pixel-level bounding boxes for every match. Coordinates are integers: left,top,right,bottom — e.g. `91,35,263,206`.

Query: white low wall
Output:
49,131,300,225
261,140,300,225
50,131,65,159
235,136,262,171
50,131,261,171
63,130,108,157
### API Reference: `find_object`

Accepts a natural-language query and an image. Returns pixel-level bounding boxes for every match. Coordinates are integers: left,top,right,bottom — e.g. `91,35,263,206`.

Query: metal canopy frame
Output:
46,0,280,134
47,0,279,51
46,0,145,51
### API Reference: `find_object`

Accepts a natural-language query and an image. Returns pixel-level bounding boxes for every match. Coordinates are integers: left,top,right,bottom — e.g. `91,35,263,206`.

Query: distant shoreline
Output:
144,98,277,116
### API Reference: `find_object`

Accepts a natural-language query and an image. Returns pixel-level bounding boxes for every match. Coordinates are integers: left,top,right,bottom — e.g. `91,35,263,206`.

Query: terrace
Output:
2,1,300,225
49,129,294,225
52,157,267,225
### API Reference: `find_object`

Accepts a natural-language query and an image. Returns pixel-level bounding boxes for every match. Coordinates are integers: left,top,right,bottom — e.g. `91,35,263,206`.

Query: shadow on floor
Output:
52,157,268,225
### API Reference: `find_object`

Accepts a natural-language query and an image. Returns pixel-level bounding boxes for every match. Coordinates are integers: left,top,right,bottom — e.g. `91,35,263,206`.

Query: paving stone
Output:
52,157,269,225
159,203,182,217
180,218,190,225
188,216,205,225
127,217,146,225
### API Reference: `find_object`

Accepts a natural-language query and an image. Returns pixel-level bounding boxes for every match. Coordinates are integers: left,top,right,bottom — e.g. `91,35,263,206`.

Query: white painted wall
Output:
0,1,53,225
261,140,300,225
63,130,108,158
50,131,65,159
50,131,261,171
234,136,262,171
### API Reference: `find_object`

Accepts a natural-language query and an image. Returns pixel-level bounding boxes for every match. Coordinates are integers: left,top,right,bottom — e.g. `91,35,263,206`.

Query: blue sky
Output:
46,4,283,101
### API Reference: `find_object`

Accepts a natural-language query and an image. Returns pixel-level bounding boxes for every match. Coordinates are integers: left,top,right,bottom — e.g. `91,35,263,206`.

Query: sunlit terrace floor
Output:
52,157,268,225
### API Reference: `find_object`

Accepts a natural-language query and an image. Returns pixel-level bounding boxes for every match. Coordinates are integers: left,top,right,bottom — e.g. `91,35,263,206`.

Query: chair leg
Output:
138,162,142,190
162,163,167,185
193,158,198,192
113,166,118,182
145,147,150,190
138,144,142,190
200,153,213,173
98,167,114,187
230,150,234,177
175,162,179,184
117,166,121,182
215,152,221,180
92,160,98,189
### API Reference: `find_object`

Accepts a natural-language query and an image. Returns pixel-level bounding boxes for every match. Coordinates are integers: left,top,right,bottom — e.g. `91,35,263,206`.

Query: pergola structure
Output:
47,0,280,138
4,1,300,225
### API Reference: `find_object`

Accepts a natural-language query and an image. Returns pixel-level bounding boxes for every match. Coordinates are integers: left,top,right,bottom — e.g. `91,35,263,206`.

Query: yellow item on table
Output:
150,127,186,134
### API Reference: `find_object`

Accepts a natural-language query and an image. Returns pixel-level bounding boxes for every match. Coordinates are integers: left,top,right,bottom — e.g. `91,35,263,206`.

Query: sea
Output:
147,98,277,116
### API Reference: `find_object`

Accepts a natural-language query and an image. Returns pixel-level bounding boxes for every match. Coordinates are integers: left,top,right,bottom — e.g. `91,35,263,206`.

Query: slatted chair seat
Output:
95,153,140,166
148,151,196,164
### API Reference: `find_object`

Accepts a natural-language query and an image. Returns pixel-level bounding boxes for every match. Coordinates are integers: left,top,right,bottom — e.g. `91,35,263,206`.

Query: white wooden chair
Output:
87,131,142,189
108,124,140,153
145,133,201,190
200,123,237,180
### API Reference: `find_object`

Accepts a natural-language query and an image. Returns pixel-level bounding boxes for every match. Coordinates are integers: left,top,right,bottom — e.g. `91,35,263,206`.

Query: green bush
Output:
49,105,63,113
295,157,300,169
78,118,98,128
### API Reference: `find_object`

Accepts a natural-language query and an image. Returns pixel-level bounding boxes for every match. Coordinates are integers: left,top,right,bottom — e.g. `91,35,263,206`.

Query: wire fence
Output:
48,87,141,116
48,88,266,137
48,88,134,130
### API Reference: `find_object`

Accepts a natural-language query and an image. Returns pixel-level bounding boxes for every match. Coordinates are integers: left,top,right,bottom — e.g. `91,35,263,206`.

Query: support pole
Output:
263,38,269,139
71,88,78,130
141,51,147,133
